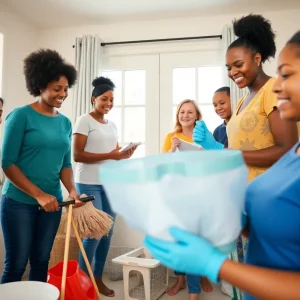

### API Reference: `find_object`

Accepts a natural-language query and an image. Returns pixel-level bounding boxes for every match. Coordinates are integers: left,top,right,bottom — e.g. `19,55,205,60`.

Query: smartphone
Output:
120,142,141,152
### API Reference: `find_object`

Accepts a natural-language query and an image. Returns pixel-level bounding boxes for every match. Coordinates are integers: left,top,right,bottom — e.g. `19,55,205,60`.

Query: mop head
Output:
57,194,114,239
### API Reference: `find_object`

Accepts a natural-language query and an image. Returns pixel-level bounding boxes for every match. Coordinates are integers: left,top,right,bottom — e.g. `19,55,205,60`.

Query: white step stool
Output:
113,247,168,300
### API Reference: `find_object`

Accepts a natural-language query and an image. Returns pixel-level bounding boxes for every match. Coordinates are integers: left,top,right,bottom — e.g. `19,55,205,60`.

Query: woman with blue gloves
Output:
144,31,300,300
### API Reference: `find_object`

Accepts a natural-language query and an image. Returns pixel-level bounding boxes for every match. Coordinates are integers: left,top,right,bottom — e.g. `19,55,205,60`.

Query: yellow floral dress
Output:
227,78,278,182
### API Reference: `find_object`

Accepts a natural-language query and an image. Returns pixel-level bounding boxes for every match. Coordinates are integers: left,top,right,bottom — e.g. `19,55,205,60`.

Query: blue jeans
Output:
76,183,116,278
175,271,201,294
0,195,62,283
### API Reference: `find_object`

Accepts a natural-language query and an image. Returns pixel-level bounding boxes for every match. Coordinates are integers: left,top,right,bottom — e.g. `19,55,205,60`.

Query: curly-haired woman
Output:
0,49,83,283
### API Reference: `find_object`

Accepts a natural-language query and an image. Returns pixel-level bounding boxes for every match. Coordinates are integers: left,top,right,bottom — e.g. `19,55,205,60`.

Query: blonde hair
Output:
174,99,202,132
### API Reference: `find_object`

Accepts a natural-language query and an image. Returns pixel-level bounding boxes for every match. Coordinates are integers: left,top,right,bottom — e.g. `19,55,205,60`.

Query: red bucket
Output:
48,260,96,300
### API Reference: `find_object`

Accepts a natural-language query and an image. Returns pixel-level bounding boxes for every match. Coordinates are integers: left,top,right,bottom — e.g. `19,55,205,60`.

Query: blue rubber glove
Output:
193,120,224,149
144,227,227,283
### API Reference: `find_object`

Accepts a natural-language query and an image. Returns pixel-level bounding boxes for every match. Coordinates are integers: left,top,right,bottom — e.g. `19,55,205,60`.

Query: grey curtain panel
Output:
72,35,102,123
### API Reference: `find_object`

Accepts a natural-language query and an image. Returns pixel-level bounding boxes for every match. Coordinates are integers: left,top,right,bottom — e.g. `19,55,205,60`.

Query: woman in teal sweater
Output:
0,49,82,283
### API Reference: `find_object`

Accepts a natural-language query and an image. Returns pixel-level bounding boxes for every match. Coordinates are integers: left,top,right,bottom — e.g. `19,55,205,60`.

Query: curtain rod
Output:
72,35,222,48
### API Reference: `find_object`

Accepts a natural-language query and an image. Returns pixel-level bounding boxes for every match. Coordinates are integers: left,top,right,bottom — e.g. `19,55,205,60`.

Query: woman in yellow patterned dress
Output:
193,14,299,300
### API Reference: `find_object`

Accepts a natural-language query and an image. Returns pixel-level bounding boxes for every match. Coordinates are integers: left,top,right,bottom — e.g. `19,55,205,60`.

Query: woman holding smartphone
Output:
73,76,136,296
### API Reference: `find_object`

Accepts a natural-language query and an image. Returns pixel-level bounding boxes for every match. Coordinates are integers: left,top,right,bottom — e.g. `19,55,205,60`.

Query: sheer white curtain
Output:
72,35,102,123
222,25,247,113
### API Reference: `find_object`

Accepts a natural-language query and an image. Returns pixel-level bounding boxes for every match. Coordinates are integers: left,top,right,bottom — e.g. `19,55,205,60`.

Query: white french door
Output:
102,49,224,156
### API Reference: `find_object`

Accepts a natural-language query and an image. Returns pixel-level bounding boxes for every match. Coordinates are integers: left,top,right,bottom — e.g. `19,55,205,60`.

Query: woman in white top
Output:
73,77,135,297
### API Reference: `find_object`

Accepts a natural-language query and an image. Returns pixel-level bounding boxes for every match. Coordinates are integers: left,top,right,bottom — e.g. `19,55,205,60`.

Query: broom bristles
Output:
57,195,114,239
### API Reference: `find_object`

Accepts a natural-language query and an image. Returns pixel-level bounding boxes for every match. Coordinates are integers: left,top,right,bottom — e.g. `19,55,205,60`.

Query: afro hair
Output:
92,76,115,89
24,49,77,97
228,14,276,63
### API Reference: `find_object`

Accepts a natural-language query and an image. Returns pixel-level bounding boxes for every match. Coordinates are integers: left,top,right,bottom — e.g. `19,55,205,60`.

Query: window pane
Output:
198,66,223,104
124,107,145,142
102,71,122,105
107,108,122,141
199,104,222,133
124,70,146,105
173,68,196,104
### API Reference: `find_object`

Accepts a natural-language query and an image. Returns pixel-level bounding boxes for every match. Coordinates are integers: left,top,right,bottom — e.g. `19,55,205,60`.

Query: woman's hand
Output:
110,146,137,160
193,121,224,149
68,189,85,208
35,192,59,212
171,137,180,152
144,227,227,283
127,146,137,158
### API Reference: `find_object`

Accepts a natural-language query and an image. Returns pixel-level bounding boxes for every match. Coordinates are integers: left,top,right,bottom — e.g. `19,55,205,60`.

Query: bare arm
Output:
219,260,300,300
60,168,76,194
73,133,130,163
242,109,298,167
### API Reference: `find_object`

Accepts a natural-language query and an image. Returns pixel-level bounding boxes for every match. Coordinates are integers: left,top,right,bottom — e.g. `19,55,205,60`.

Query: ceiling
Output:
1,0,300,29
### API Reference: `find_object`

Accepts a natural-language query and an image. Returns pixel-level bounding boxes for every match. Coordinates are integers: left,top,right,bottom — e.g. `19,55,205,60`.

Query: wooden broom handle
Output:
71,216,101,300
60,204,73,300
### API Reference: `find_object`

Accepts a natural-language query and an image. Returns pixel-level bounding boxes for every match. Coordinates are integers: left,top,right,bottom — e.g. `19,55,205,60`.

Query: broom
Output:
56,194,114,239
60,202,101,300
40,195,113,300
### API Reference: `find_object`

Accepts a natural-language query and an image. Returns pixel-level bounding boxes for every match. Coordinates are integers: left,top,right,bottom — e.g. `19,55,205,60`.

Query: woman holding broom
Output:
0,49,83,284
73,76,136,297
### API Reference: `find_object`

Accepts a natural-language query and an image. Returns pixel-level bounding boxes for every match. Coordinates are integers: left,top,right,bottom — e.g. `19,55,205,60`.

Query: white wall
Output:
0,3,38,275
0,4,38,116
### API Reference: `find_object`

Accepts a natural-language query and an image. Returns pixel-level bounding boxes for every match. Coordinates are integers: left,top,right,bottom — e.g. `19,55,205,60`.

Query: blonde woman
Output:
161,99,212,299
162,100,202,153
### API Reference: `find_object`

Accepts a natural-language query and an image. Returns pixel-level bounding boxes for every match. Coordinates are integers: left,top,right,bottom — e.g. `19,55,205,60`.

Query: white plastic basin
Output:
0,281,60,300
